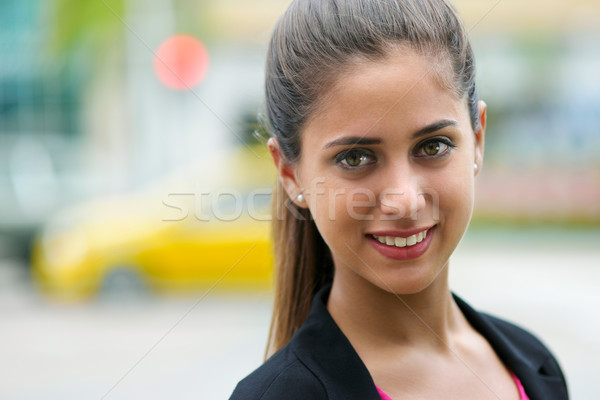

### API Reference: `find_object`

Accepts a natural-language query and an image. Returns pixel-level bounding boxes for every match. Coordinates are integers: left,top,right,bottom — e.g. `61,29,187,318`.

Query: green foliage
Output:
46,0,126,59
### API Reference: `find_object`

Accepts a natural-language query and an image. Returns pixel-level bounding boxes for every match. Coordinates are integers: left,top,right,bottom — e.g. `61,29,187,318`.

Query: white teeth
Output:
372,229,429,248
394,237,407,247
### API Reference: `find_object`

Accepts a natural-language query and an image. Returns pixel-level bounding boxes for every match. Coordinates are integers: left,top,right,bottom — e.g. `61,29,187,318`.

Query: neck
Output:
326,261,464,354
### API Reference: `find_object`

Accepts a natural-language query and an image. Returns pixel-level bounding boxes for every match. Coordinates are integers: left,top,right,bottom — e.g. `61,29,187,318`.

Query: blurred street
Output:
0,228,598,400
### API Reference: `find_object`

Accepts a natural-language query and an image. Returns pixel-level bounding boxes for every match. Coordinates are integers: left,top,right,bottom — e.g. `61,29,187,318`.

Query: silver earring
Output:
296,193,304,203
474,163,478,172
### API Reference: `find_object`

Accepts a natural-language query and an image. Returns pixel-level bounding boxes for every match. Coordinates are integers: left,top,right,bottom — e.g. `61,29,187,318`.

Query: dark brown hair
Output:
264,0,479,357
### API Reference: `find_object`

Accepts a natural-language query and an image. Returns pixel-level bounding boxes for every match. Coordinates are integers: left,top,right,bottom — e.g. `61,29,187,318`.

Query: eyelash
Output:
335,148,376,170
334,137,456,170
413,137,456,158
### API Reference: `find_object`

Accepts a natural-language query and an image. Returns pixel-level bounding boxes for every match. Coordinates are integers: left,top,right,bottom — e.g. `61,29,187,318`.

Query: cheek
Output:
312,187,366,227
307,182,370,253
305,172,371,220
309,190,350,261
345,189,377,220
434,165,475,219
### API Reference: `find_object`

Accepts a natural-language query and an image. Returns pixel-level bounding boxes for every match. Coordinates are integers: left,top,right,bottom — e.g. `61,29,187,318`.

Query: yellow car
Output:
32,145,276,301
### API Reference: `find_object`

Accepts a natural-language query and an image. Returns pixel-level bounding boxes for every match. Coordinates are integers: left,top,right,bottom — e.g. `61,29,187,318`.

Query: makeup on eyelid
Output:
333,137,456,170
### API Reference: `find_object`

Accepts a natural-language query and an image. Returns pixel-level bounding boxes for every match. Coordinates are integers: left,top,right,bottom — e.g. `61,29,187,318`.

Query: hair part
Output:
264,0,479,357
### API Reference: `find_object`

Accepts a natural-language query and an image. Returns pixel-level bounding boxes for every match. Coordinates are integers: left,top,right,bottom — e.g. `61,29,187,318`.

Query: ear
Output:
267,138,305,207
474,100,486,176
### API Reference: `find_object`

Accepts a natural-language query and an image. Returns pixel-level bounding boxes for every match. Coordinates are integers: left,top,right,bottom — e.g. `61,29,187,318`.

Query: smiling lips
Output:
367,226,435,260
371,229,429,248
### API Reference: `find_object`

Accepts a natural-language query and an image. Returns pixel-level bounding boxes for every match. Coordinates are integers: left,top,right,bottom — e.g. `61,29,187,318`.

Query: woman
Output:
230,0,568,399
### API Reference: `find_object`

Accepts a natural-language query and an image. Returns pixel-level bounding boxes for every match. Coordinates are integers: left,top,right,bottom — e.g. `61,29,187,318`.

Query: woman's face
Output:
272,48,485,295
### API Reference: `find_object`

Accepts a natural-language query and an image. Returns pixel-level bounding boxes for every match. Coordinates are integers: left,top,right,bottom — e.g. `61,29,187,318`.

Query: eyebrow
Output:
323,137,382,149
412,119,458,139
323,119,458,149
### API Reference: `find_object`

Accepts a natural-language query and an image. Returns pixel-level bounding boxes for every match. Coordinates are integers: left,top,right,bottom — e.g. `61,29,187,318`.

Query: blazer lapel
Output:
454,294,569,400
291,285,382,400
288,286,567,400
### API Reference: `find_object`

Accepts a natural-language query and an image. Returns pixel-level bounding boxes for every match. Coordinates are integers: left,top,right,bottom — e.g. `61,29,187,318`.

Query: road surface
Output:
0,227,598,399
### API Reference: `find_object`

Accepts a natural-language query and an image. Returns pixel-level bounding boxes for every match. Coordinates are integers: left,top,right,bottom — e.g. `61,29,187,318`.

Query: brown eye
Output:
346,152,364,166
336,149,376,169
423,142,440,156
414,138,455,158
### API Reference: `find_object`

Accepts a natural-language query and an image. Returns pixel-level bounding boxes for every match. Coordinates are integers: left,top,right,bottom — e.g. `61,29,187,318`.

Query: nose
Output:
378,164,427,220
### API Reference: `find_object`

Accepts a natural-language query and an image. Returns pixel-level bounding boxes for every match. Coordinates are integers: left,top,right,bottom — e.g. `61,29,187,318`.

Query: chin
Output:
371,272,442,296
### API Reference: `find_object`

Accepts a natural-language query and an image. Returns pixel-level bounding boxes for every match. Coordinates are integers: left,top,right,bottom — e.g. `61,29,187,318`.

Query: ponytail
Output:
264,180,333,358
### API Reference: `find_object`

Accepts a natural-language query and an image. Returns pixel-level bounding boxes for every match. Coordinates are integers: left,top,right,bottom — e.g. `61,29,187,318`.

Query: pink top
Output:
376,371,529,400
511,371,530,400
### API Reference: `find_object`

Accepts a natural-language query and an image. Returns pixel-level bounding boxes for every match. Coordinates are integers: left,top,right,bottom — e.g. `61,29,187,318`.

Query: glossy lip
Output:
366,225,436,261
368,225,435,239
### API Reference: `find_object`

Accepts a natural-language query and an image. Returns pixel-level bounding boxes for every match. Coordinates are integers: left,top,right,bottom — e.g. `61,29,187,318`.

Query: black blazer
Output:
230,285,568,399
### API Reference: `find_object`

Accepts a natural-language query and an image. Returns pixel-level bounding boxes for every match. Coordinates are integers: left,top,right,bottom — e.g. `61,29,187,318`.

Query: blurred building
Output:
0,0,277,249
0,0,599,251
0,0,82,242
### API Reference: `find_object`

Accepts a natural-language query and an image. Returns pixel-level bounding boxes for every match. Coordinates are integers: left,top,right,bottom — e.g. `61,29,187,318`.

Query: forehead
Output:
303,48,468,142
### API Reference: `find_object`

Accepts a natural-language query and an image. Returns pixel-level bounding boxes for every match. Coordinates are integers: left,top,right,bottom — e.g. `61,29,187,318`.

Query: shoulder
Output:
480,312,565,377
481,313,549,351
454,294,560,364
454,294,568,398
229,345,327,400
231,284,382,400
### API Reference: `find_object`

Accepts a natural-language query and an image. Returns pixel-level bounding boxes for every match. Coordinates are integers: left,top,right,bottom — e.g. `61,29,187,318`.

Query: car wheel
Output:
99,267,149,299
